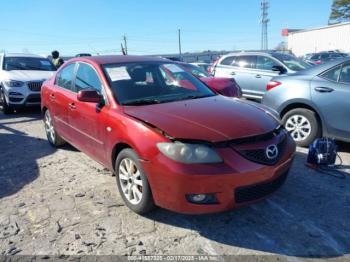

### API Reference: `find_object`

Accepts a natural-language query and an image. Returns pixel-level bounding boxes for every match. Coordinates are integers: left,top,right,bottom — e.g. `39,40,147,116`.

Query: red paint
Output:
41,55,296,214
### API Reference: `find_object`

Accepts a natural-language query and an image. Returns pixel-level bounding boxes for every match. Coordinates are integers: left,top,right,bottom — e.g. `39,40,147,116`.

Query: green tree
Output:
329,0,350,24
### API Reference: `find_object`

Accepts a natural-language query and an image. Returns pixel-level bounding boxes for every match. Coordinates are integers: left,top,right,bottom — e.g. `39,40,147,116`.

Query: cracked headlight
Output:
4,80,24,88
157,142,222,164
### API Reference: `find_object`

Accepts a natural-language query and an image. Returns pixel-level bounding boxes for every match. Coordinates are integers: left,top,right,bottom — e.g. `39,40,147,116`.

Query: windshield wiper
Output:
122,98,162,106
174,94,212,101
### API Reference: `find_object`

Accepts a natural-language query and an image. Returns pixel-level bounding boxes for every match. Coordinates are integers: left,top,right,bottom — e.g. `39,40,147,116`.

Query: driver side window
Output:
75,63,103,93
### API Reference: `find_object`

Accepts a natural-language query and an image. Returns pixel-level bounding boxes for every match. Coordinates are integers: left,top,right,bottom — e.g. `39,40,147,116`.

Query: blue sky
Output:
0,0,333,56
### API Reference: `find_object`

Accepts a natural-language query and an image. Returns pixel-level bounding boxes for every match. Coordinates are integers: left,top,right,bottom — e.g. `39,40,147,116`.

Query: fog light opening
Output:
186,193,218,205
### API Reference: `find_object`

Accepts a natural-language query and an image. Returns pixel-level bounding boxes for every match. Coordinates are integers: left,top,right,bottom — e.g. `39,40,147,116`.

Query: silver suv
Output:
213,51,310,100
0,53,56,114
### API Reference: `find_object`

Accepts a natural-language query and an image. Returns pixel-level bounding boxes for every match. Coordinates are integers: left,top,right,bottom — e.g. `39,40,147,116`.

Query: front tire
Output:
115,149,155,214
44,109,66,147
0,89,14,114
282,108,321,147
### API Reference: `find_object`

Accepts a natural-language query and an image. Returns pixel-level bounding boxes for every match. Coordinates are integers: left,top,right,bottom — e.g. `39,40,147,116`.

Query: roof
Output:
222,51,290,57
289,22,350,35
296,57,350,76
73,55,169,65
2,53,46,58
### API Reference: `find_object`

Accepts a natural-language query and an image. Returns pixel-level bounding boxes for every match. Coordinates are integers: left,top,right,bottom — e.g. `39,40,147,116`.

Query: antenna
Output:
261,0,269,50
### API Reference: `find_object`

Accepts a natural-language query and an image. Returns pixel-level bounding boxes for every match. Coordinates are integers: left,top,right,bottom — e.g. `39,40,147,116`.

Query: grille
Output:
234,171,288,204
237,136,286,166
27,81,43,92
26,94,41,103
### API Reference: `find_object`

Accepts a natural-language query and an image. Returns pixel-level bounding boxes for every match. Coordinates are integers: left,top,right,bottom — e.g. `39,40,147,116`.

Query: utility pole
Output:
178,29,182,60
123,34,128,55
261,0,269,50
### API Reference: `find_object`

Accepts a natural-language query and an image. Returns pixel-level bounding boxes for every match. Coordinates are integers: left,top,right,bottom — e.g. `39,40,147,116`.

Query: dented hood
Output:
124,96,278,142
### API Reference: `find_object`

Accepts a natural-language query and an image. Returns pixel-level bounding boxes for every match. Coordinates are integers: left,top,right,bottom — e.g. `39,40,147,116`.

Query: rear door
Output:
51,63,77,142
228,55,261,99
213,55,236,77
311,62,350,140
68,62,109,164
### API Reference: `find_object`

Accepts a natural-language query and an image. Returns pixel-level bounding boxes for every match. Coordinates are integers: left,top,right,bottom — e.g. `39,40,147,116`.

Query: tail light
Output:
315,60,322,64
208,57,220,75
266,81,282,91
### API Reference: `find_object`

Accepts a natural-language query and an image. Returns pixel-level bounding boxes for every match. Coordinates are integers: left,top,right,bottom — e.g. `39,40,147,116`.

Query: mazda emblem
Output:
266,144,278,159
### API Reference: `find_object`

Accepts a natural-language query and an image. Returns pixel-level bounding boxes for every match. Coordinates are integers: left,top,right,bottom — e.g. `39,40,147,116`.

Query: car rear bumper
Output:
143,135,295,214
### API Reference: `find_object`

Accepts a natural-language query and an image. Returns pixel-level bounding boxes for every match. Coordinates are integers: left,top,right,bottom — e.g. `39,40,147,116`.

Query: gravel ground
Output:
0,108,350,260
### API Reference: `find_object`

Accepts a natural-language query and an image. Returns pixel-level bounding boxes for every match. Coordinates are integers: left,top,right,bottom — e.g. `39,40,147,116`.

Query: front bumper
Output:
3,84,42,107
143,134,295,214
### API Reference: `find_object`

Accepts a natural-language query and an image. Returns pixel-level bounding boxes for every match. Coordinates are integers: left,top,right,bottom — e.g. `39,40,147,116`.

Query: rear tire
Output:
44,109,66,147
115,148,156,214
282,108,321,147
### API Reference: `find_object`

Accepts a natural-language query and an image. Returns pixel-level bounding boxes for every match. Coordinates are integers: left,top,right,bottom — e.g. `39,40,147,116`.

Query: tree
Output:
329,0,350,24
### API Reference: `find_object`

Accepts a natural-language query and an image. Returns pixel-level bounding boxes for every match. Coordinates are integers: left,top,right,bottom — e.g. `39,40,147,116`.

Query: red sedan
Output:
41,55,295,214
177,62,242,98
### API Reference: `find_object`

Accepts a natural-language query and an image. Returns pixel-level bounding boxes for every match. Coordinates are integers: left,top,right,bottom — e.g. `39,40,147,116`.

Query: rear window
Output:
3,56,56,71
320,65,341,82
232,56,256,69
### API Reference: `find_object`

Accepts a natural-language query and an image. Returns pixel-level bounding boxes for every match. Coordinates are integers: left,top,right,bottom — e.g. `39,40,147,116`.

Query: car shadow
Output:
147,151,350,258
0,111,56,199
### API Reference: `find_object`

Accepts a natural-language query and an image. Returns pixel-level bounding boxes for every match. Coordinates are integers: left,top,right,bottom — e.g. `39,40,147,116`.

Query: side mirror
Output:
272,65,287,74
77,89,103,103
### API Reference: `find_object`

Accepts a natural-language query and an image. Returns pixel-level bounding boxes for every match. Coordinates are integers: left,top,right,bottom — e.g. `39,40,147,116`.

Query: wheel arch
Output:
279,101,325,136
111,142,132,171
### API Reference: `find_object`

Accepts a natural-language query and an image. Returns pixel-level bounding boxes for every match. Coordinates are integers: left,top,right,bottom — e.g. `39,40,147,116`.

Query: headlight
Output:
4,80,24,87
157,142,222,164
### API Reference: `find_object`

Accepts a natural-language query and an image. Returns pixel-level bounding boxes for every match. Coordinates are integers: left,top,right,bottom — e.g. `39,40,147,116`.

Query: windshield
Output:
181,63,210,78
273,54,310,71
3,57,56,71
103,62,216,106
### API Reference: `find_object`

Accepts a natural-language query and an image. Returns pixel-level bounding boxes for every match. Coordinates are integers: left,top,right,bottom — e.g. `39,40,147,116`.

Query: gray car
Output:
262,58,350,147
213,51,310,100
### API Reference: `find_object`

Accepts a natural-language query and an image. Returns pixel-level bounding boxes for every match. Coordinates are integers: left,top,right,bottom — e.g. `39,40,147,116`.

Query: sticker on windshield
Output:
163,64,184,73
106,67,131,81
40,60,51,66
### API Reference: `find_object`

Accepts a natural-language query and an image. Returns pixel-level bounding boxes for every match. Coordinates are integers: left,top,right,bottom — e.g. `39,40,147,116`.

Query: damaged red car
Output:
41,55,295,214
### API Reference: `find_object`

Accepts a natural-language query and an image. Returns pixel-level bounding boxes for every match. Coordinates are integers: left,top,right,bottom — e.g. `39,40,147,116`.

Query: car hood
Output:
2,70,55,82
124,96,278,142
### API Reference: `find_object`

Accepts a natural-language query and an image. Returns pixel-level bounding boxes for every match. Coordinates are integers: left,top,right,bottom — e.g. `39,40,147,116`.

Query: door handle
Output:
314,87,334,93
68,102,76,109
255,74,262,78
230,72,236,76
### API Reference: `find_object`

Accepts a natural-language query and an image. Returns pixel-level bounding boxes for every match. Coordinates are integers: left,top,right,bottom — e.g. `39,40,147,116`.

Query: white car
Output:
0,53,56,114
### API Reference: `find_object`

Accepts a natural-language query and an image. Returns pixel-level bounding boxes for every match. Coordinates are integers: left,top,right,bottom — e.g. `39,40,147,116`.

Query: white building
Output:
285,22,350,57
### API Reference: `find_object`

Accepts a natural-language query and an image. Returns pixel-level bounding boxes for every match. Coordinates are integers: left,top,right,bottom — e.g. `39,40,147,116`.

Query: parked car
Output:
262,58,350,147
178,62,242,97
212,51,311,100
0,53,56,114
306,52,347,65
41,55,295,214
75,53,92,57
190,62,211,73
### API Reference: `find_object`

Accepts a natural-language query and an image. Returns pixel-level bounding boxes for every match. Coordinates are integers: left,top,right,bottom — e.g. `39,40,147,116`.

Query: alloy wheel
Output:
285,114,312,141
118,158,143,205
44,110,55,142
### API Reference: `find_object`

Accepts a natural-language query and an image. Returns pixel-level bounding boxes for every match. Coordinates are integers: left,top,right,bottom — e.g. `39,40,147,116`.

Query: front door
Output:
311,62,350,140
67,62,109,165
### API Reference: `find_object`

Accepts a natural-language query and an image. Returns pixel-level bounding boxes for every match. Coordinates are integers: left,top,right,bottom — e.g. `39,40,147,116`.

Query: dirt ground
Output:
0,108,350,260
